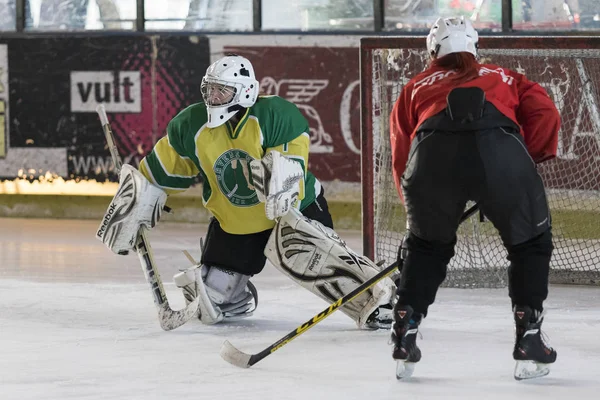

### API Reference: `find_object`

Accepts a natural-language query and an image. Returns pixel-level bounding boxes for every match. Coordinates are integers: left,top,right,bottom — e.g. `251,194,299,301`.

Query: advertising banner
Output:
0,35,209,180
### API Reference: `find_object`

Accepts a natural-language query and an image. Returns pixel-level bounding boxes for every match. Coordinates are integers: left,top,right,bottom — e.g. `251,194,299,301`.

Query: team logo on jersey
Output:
214,149,258,207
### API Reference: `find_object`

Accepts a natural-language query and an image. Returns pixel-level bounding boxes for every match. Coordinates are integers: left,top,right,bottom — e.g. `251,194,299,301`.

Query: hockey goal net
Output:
361,36,600,288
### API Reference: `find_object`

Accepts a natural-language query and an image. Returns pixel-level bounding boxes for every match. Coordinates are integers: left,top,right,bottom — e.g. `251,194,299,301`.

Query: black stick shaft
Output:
246,261,399,366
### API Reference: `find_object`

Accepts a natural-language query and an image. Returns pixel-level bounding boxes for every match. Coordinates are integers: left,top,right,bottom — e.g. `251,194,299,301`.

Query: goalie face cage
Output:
361,36,600,288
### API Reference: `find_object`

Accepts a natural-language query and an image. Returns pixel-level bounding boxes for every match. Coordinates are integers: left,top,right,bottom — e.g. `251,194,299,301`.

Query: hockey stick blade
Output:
158,296,201,330
220,261,399,368
220,340,253,368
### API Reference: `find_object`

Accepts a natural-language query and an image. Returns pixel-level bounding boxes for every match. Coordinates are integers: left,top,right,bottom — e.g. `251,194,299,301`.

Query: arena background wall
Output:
0,34,364,229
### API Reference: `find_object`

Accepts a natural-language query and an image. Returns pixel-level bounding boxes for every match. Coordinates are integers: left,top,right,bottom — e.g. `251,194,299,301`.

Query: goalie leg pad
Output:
203,266,254,313
265,210,396,329
173,265,257,324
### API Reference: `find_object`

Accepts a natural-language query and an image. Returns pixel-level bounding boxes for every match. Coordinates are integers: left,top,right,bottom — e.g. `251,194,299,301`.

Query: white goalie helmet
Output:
201,55,259,128
426,16,479,59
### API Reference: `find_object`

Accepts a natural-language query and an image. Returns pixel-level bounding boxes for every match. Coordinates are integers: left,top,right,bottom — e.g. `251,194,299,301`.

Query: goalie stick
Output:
96,105,200,331
220,204,480,368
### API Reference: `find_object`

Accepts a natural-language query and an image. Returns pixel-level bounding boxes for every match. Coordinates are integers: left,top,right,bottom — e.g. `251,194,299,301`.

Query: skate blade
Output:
514,360,551,380
396,361,416,380
364,321,392,330
222,311,254,322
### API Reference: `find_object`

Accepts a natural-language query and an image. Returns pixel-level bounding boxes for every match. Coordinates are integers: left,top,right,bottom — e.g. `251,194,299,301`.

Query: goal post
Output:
360,36,600,288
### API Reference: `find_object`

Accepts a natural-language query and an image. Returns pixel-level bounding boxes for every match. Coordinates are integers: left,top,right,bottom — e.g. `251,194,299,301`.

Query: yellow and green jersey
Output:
139,96,320,235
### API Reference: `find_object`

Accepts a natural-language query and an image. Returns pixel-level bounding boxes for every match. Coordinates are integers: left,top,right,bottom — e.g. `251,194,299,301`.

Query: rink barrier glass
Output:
2,1,599,33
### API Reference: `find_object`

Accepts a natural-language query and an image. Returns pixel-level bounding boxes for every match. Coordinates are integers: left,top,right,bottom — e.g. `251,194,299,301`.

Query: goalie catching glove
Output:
96,164,167,255
250,150,304,220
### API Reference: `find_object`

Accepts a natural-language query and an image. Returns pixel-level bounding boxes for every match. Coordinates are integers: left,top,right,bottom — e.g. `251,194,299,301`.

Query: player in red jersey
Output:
389,16,560,380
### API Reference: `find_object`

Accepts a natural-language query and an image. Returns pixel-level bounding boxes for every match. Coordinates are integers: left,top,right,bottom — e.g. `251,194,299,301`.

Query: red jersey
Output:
390,63,560,198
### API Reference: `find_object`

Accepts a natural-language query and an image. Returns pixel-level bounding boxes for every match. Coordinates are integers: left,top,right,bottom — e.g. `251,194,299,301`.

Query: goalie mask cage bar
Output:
361,36,600,288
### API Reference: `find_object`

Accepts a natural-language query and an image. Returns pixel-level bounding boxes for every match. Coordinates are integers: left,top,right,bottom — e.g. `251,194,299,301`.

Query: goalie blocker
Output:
96,164,167,255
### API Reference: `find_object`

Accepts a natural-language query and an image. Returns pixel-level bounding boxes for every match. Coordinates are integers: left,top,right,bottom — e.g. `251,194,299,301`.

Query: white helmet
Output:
426,16,479,59
201,55,259,128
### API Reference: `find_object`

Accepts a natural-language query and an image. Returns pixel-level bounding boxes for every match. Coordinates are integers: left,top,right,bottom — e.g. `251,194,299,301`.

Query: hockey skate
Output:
391,305,422,379
364,303,394,330
513,306,557,380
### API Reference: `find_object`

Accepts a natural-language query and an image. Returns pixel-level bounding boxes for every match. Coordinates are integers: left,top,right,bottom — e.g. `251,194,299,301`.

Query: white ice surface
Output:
1,218,600,400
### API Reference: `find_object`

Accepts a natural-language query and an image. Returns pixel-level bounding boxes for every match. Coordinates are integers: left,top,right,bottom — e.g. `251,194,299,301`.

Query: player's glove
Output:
96,164,167,255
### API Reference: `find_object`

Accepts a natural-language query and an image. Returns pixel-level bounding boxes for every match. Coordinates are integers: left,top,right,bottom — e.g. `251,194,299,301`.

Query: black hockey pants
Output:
397,127,553,316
